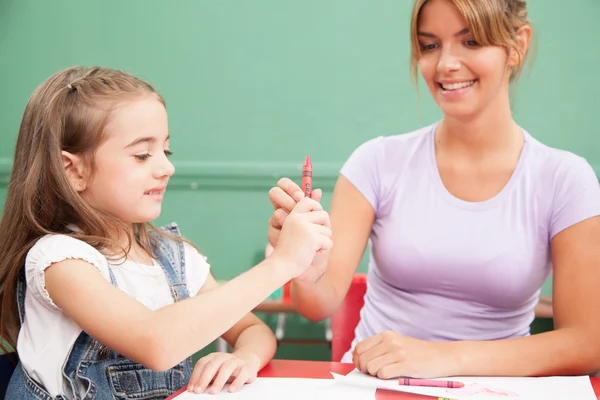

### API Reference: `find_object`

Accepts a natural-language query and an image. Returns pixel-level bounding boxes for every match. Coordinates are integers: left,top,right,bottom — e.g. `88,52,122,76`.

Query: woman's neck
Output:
437,97,523,159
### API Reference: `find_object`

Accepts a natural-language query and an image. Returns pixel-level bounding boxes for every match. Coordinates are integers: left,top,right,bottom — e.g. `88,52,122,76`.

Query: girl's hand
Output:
267,177,323,250
270,197,332,279
187,352,260,394
268,178,329,282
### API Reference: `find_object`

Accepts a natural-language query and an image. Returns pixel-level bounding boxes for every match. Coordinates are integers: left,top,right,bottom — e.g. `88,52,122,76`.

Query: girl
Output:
267,0,600,378
0,66,332,399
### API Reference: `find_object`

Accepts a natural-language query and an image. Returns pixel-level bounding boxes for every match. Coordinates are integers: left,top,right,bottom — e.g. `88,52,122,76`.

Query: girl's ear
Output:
62,151,88,192
508,24,532,69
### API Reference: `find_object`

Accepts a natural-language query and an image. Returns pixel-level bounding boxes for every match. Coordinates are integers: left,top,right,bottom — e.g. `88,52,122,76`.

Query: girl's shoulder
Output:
27,234,107,267
26,234,111,308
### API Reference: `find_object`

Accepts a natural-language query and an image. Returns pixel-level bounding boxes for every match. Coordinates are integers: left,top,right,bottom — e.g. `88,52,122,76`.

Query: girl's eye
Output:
464,39,479,47
164,150,173,157
134,154,152,161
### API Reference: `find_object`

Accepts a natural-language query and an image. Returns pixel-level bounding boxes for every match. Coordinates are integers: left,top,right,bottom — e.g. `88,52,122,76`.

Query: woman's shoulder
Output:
353,123,435,154
344,122,436,174
524,131,596,182
522,131,600,238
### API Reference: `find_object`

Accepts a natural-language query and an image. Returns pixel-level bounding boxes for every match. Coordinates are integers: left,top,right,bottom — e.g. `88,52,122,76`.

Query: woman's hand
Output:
268,178,323,246
352,331,451,379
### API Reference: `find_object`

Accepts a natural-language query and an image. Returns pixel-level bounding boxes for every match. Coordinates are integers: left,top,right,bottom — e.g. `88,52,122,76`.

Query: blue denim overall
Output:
6,224,193,399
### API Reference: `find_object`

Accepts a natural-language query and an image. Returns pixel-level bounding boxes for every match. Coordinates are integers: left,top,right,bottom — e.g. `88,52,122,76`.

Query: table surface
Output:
167,359,600,399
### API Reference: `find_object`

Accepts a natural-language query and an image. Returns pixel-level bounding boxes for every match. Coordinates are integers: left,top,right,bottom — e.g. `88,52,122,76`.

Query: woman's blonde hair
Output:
0,66,186,354
409,0,533,83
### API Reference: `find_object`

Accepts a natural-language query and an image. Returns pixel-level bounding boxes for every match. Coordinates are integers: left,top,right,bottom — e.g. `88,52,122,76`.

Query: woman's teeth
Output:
441,80,476,91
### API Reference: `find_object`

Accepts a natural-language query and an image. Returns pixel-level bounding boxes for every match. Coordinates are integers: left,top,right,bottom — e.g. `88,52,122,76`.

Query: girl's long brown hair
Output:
0,66,185,354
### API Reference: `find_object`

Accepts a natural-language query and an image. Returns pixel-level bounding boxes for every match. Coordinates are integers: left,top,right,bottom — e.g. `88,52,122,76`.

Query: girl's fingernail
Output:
293,191,304,201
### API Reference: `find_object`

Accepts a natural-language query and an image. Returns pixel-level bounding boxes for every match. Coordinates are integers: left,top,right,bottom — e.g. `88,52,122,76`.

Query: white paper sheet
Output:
170,377,376,400
171,370,597,400
332,369,598,400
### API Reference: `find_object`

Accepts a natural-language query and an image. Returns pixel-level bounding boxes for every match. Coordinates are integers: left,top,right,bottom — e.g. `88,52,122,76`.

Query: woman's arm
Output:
269,176,375,321
447,216,600,376
354,216,600,378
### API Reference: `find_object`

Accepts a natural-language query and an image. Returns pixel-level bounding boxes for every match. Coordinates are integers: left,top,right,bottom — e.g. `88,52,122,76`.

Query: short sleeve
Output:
184,244,211,296
25,235,109,310
550,154,600,238
339,137,383,213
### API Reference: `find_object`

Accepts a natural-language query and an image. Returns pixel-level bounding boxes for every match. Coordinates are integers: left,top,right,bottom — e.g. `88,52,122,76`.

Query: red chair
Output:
331,273,368,362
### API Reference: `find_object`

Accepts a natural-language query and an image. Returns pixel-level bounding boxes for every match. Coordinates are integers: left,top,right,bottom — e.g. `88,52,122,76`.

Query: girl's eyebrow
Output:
123,134,170,149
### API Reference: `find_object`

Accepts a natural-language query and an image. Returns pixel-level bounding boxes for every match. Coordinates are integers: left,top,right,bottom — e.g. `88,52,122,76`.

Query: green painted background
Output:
1,0,598,359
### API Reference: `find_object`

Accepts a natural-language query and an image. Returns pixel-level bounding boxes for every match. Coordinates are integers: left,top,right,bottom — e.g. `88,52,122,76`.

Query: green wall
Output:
1,0,598,359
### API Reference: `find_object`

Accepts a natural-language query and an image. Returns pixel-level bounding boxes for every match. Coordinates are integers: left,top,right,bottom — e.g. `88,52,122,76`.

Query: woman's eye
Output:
420,43,438,51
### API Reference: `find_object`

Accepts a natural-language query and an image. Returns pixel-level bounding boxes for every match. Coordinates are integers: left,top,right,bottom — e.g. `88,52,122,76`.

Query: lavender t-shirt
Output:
339,122,600,362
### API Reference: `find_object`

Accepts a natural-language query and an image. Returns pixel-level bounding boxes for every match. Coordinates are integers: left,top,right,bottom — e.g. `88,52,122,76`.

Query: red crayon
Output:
398,378,464,389
376,388,456,400
302,155,312,197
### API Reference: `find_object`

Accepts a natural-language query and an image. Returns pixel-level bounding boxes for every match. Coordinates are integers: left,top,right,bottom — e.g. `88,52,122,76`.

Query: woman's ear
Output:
508,25,532,69
62,151,87,192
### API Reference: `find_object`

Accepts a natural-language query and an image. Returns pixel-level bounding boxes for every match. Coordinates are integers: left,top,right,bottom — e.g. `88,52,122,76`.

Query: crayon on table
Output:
398,378,464,389
376,387,456,400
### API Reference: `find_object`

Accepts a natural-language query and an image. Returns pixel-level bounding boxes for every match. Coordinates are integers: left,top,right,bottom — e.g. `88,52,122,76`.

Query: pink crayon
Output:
399,378,464,389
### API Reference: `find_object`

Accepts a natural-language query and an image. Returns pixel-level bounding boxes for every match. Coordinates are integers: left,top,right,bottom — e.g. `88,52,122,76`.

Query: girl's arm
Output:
208,273,276,370
45,256,285,372
185,274,277,394
44,198,330,371
223,310,275,372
